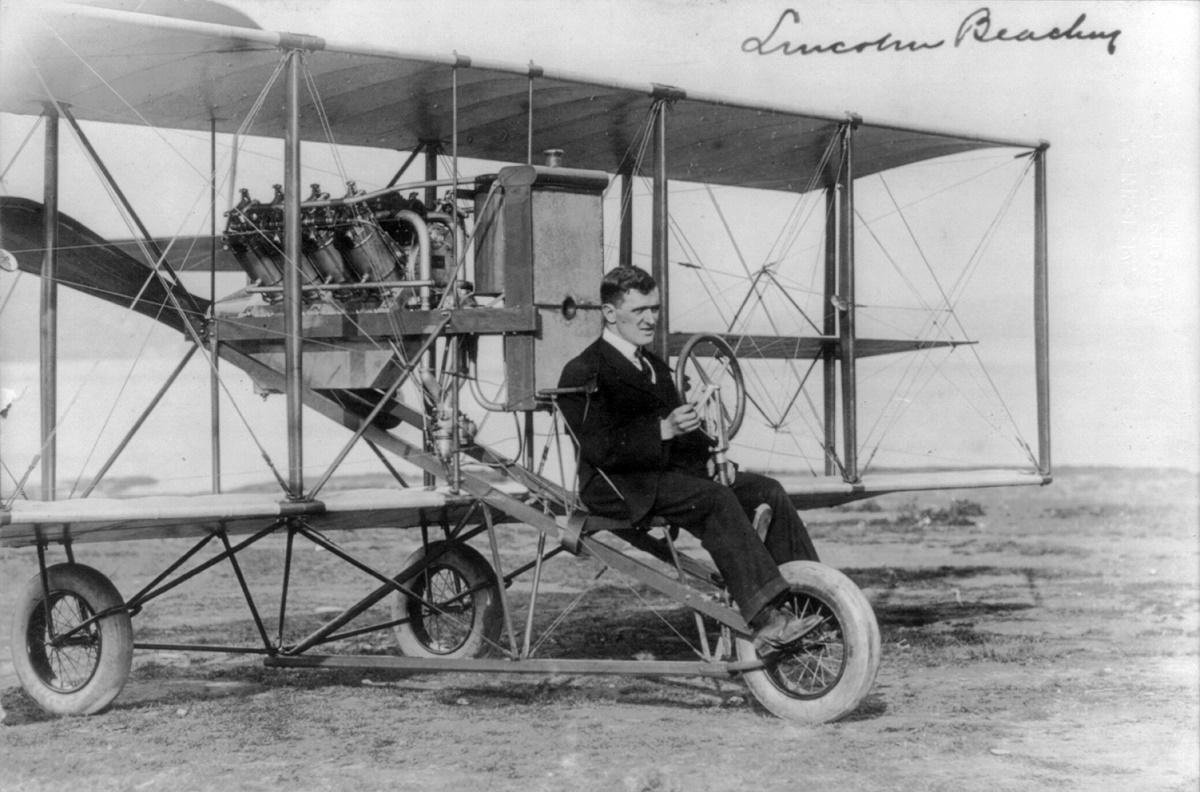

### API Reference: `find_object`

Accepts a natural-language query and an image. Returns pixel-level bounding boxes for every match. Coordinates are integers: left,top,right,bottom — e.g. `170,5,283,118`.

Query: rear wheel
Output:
391,541,503,658
11,563,133,715
736,560,880,723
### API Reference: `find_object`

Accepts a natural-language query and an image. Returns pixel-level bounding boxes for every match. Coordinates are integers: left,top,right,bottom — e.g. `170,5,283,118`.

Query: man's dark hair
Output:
600,266,657,307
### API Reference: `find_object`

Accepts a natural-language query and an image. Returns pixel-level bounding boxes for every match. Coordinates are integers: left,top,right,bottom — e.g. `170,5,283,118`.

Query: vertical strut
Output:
482,505,518,658
210,117,222,494
422,140,440,490
1033,144,1051,476
219,531,275,652
39,106,58,502
822,185,838,476
521,531,547,659
651,100,669,358
278,527,296,648
619,164,634,269
837,120,859,483
283,50,304,498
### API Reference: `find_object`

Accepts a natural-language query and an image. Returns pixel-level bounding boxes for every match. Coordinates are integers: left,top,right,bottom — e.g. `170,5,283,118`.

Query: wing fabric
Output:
0,2,1040,193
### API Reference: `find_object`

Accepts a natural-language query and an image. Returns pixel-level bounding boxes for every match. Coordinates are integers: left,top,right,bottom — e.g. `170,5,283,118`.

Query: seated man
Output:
557,265,822,656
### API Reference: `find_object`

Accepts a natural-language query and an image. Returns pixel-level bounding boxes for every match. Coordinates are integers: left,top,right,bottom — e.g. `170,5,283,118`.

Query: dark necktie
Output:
635,349,652,381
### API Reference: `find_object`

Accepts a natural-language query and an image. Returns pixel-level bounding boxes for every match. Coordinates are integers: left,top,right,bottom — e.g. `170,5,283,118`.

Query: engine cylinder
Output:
338,217,402,283
228,232,284,295
302,229,345,283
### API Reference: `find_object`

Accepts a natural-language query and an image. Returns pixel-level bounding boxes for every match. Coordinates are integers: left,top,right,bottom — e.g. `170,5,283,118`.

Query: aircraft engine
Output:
223,181,441,305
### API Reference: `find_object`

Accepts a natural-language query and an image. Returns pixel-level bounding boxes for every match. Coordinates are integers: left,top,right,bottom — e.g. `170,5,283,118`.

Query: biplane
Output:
0,0,1051,723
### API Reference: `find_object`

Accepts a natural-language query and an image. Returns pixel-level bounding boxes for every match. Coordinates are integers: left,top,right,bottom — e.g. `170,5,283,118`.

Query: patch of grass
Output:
974,541,1092,558
899,498,987,527
844,565,1002,588
876,601,1034,630
1041,503,1144,520
887,624,1067,667
831,500,883,513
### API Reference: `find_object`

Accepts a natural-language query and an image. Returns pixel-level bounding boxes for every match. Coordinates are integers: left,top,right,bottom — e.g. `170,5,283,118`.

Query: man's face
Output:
602,287,659,348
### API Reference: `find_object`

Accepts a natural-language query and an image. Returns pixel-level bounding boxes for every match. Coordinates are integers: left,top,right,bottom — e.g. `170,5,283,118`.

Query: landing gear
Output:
391,541,504,659
736,560,881,723
10,563,134,715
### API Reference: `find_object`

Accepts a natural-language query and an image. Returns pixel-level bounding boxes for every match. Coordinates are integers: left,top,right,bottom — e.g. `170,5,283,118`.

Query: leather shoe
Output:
752,608,823,658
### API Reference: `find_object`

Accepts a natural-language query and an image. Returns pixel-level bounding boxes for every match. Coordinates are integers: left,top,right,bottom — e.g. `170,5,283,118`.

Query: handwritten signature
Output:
743,7,1121,57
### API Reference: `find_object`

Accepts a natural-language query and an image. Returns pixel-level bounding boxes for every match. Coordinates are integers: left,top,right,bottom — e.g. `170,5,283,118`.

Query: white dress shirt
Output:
602,328,654,383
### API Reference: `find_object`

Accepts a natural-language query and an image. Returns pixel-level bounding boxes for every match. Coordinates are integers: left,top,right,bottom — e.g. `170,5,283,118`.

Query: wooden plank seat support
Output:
560,511,723,589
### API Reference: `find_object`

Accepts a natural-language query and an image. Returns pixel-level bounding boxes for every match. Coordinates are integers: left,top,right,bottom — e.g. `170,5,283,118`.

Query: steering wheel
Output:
674,333,746,441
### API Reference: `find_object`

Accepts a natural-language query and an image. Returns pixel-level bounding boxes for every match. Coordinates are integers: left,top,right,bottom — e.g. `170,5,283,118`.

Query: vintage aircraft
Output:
0,0,1051,723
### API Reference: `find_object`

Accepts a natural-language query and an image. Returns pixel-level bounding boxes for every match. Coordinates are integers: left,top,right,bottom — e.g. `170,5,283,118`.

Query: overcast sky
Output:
1,0,1197,476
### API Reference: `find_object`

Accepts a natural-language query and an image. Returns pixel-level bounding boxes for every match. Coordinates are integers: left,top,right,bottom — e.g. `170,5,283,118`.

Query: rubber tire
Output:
10,563,133,716
674,333,746,439
391,541,503,659
736,560,881,723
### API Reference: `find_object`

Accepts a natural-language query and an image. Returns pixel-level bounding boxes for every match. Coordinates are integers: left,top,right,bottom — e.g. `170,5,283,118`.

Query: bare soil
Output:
1,467,1197,792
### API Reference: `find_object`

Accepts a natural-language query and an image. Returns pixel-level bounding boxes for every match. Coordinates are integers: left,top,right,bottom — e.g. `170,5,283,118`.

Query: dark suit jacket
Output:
556,337,712,524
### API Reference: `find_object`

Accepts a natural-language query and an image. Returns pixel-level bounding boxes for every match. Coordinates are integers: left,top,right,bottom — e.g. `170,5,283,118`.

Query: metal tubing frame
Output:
277,527,296,647
482,504,519,657
386,141,424,188
46,521,282,648
36,542,55,638
521,531,548,659
247,278,436,294
306,311,452,499
294,522,511,650
266,654,765,677
219,529,275,650
664,526,713,660
125,521,283,610
111,510,503,660
224,359,753,635
282,522,455,655
126,533,217,607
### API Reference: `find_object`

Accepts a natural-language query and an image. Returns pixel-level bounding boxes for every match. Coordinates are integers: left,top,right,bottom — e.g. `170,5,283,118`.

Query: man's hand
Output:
661,403,701,439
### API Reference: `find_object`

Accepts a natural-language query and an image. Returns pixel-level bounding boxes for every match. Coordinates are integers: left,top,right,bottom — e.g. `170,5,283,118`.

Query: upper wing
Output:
0,1,1039,193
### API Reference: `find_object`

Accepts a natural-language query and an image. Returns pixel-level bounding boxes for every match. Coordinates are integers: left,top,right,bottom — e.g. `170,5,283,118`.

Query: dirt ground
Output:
0,466,1196,792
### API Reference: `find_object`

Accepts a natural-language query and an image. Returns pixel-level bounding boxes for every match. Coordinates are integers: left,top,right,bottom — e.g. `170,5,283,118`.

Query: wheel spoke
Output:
30,592,102,693
767,597,846,698
414,566,477,653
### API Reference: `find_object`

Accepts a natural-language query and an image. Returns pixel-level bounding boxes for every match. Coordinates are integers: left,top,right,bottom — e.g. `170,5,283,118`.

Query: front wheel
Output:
736,560,880,723
10,563,134,715
391,541,503,658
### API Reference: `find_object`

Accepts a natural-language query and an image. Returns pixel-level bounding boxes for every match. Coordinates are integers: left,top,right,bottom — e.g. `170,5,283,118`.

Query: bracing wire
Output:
855,158,1038,470
15,34,300,492
0,114,44,184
